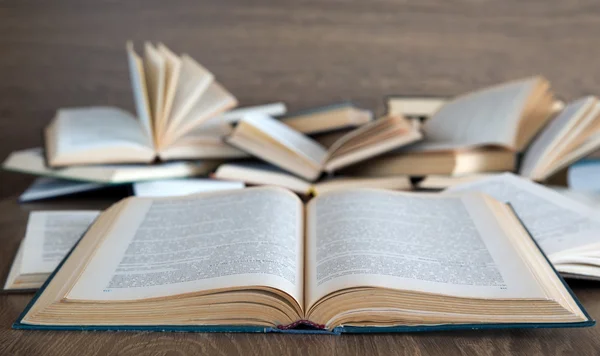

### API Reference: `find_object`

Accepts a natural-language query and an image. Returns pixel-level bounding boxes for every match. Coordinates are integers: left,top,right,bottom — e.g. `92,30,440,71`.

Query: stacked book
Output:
5,42,600,334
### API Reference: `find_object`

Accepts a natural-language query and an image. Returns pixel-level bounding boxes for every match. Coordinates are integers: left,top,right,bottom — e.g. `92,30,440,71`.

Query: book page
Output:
164,82,237,144
166,55,214,133
143,42,166,135
218,102,287,124
305,189,545,309
126,42,154,145
520,97,595,179
65,188,304,306
422,77,537,150
242,113,328,166
156,43,182,143
447,173,600,256
133,178,244,197
21,211,100,275
52,107,154,153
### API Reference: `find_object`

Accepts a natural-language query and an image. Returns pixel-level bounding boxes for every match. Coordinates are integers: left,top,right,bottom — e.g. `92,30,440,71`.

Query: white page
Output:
126,43,154,145
19,177,106,202
242,113,328,166
447,173,600,256
53,107,153,153
520,97,594,179
218,102,287,123
66,188,304,304
133,178,244,197
306,189,544,309
422,78,537,149
21,211,100,275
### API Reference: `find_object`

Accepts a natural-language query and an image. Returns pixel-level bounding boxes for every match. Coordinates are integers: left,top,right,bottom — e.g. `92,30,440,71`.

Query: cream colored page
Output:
166,55,214,133
422,78,537,149
54,107,154,152
143,42,166,133
126,43,154,145
520,97,594,178
66,188,304,305
243,113,328,166
156,43,181,141
165,82,236,143
447,173,600,256
218,103,287,124
21,211,100,275
305,189,544,309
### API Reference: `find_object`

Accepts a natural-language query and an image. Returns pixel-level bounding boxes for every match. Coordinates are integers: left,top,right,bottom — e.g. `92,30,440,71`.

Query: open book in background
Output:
16,187,591,333
44,41,248,168
447,173,600,280
385,96,565,121
4,211,99,291
344,77,557,177
227,113,422,181
3,148,220,184
213,162,411,195
520,96,600,181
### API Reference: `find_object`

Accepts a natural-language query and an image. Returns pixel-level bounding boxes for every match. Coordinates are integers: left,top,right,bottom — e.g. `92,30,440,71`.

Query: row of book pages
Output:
5,42,600,334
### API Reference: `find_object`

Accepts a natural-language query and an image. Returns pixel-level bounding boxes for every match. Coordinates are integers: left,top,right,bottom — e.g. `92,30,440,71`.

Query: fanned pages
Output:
227,113,422,181
44,41,241,167
520,96,600,181
18,187,590,332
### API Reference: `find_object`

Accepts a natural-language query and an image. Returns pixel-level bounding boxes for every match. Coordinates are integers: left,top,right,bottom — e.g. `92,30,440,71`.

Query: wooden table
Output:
3,0,600,354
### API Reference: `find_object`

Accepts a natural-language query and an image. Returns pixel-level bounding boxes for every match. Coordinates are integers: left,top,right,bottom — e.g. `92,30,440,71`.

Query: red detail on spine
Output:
277,320,326,330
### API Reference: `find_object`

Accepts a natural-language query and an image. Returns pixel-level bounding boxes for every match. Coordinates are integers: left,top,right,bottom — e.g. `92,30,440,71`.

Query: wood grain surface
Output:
2,0,600,354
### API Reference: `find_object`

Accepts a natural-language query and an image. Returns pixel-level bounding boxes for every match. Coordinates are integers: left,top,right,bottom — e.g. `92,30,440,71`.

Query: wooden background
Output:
3,0,600,354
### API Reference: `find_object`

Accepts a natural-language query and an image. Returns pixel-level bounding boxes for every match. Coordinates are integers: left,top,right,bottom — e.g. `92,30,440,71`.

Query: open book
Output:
5,211,99,291
351,77,556,176
227,113,422,180
3,148,219,184
16,187,591,333
44,42,247,167
520,96,600,181
213,162,411,195
448,173,600,280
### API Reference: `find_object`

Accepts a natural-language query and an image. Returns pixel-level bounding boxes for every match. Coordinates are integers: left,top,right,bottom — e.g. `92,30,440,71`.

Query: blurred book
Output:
4,211,99,291
218,102,287,124
19,177,107,202
448,173,600,280
3,148,219,184
567,159,600,192
385,96,446,119
550,185,600,210
279,102,373,135
520,97,600,181
385,96,564,121
228,113,421,181
413,173,500,190
44,41,248,168
132,178,244,197
213,162,411,195
348,77,556,176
